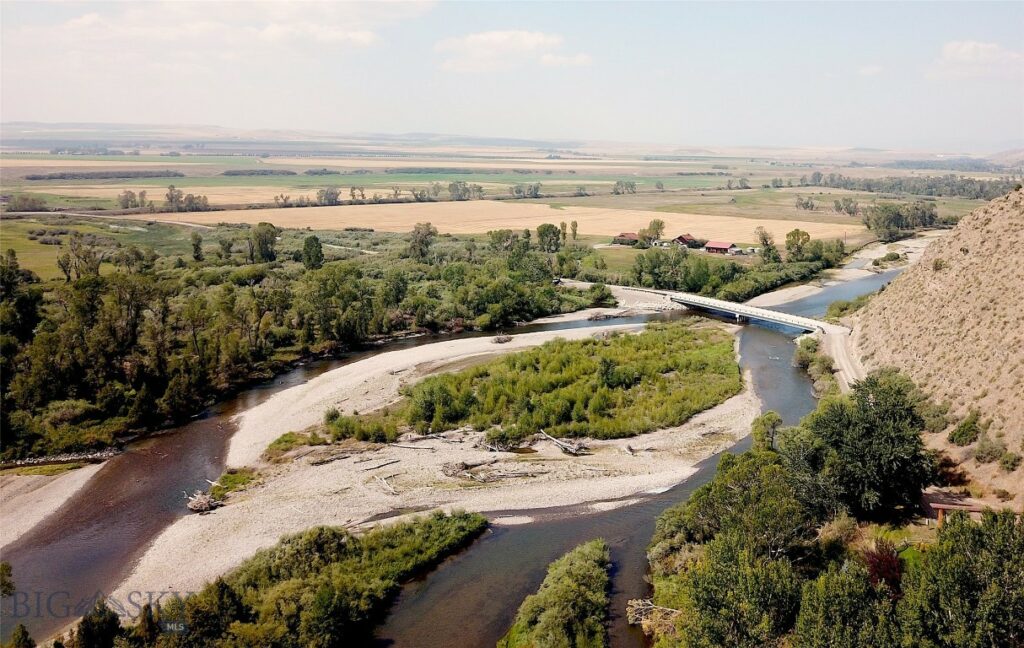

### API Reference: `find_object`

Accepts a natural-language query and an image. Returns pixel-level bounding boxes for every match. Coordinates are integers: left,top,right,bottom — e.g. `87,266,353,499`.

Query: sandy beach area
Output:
746,231,947,308
0,463,104,550
113,365,758,602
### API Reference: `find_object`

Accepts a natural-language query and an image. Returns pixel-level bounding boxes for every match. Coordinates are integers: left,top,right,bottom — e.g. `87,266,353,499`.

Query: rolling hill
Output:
854,188,1024,499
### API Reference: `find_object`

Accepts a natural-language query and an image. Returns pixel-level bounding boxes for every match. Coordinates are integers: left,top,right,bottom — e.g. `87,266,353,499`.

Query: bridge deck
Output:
617,287,849,334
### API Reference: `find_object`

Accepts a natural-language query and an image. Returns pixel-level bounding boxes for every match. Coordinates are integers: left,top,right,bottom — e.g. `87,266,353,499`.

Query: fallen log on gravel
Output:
361,459,400,471
539,430,588,455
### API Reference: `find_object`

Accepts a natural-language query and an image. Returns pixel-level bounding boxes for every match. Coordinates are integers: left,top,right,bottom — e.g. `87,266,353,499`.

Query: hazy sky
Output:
2,1,1022,152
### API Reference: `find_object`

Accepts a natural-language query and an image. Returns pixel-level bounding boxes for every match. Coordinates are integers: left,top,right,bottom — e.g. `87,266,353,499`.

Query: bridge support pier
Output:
735,314,748,324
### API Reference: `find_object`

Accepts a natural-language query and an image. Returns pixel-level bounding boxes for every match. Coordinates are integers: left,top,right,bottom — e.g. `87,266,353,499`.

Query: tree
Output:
655,180,665,191
676,532,802,648
249,223,279,263
316,187,341,206
408,222,438,261
0,561,14,597
756,227,782,263
190,231,204,262
781,370,934,519
165,185,184,211
794,562,898,648
570,220,578,241
559,221,567,246
898,510,1024,647
785,229,810,261
751,411,783,451
218,237,234,258
133,603,160,645
75,599,123,648
7,624,35,648
302,235,324,270
488,229,520,253
638,218,666,245
536,223,561,253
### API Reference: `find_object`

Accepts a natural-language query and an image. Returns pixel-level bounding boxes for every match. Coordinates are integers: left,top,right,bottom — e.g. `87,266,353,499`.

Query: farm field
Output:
112,199,868,243
536,187,986,223
0,217,194,280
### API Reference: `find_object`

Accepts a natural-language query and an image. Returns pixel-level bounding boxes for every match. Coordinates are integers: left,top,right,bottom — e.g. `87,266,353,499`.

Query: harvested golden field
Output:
122,200,865,242
855,189,1024,500
0,158,204,168
26,184,286,204
264,156,652,172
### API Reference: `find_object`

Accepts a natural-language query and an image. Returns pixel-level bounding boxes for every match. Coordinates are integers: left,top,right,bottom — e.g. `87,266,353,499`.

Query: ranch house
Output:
704,241,738,254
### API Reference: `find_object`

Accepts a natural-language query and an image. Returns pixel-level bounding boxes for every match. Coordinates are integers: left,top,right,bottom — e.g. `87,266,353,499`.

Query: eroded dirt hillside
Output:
855,188,1024,499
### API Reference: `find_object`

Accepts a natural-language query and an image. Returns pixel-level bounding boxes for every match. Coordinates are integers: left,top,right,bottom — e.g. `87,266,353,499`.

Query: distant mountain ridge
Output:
854,188,1024,498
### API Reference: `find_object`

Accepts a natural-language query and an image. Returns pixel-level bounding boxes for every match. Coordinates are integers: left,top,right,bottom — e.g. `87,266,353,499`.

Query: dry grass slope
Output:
855,189,1024,498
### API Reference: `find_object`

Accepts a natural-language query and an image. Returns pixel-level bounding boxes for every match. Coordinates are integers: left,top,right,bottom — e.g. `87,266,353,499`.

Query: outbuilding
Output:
612,232,639,245
704,241,738,254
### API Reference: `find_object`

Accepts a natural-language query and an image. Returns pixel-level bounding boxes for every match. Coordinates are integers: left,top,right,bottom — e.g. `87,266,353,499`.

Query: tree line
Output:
0,221,598,460
626,228,845,302
639,369,1023,647
802,172,1018,200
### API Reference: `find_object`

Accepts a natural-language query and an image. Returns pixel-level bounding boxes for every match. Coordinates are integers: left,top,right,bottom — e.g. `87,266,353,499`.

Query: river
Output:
0,271,897,643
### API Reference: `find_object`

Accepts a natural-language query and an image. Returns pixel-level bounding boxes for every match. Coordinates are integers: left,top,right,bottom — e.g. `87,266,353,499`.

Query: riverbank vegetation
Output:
327,321,741,446
609,228,845,302
498,539,611,648
638,370,1024,647
51,511,487,648
0,216,606,460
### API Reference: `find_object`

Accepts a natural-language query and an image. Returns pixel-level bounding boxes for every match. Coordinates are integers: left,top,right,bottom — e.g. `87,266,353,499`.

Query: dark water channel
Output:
1,271,897,643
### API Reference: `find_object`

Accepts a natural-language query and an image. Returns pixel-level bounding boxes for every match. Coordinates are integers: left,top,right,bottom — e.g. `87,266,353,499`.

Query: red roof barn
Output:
704,241,738,254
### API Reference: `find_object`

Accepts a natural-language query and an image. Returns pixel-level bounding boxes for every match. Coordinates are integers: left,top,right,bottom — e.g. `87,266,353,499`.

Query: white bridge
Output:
617,286,849,335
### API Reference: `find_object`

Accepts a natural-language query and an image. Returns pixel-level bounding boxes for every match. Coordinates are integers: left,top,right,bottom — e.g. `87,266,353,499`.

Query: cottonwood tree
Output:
756,227,782,263
408,222,438,261
190,231,204,262
785,229,810,260
536,223,562,252
302,235,324,270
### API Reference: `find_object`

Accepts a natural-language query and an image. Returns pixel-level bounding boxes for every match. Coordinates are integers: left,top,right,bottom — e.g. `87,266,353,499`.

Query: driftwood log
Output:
361,459,400,471
185,489,217,513
539,430,588,455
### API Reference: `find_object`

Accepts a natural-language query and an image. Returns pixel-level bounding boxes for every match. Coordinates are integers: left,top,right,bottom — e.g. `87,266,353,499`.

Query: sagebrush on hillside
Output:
855,188,1024,497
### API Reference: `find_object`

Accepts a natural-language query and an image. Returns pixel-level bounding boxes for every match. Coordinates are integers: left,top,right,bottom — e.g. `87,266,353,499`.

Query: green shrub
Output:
210,467,257,500
331,321,741,446
262,431,327,461
947,410,981,446
825,294,872,320
498,540,611,648
974,435,1006,464
999,452,1022,472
